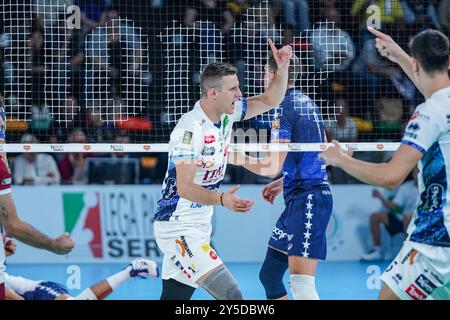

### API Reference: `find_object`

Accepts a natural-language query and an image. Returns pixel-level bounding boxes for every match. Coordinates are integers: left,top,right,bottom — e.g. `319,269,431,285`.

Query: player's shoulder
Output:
173,108,201,130
283,89,316,114
422,86,450,113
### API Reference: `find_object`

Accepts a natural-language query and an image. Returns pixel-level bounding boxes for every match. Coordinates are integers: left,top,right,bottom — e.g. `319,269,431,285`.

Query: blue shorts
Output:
22,281,69,300
268,186,333,260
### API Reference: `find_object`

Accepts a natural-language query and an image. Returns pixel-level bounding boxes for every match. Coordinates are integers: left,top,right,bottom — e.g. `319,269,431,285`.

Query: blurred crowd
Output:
0,0,448,185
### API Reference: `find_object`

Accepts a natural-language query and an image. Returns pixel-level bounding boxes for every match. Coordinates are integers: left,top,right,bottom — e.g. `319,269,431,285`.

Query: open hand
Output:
222,185,255,213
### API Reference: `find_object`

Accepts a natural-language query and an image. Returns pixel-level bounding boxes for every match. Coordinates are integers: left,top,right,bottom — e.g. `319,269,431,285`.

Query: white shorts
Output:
381,241,450,300
154,221,223,288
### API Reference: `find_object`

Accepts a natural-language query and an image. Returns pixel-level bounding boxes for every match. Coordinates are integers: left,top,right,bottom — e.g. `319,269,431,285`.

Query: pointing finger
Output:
367,26,388,40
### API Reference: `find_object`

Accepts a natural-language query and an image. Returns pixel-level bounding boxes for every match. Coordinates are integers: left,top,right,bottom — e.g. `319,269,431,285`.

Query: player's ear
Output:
412,58,420,74
208,88,218,100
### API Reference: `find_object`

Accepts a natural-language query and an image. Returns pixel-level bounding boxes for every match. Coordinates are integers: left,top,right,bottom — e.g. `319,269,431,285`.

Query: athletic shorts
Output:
269,186,333,260
22,281,69,300
381,241,450,300
154,221,223,288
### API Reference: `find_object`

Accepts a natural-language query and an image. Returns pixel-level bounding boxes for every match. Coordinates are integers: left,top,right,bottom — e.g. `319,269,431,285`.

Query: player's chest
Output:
195,125,232,171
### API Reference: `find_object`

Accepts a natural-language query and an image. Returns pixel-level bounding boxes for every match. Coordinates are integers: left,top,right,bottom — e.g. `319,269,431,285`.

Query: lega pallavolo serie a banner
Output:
7,185,399,263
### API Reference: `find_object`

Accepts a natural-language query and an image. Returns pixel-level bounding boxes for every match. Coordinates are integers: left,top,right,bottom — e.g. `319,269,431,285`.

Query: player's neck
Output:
199,99,221,123
421,73,450,99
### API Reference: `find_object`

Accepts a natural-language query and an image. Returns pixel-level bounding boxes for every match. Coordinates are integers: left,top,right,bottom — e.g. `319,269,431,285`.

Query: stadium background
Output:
1,0,444,299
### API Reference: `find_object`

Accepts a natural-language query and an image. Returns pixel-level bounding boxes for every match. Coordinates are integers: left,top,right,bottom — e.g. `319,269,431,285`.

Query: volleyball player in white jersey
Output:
320,27,450,300
153,40,292,300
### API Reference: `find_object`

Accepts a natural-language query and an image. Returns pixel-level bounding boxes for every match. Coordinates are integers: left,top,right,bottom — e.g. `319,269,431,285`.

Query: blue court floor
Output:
6,261,390,300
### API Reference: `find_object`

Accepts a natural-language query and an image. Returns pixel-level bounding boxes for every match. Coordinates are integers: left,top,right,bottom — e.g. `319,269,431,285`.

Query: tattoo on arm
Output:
0,205,8,225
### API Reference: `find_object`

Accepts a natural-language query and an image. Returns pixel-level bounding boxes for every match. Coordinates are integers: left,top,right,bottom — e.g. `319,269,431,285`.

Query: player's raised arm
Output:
367,26,423,96
244,40,293,120
319,140,422,189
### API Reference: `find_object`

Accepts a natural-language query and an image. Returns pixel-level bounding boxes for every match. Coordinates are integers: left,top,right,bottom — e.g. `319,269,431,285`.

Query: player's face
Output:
217,75,242,115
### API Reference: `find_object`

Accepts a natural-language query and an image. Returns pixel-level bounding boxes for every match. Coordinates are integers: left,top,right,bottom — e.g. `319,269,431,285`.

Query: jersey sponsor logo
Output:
188,264,198,274
271,226,288,240
400,249,417,265
173,259,192,279
201,243,212,253
1,178,11,185
404,132,418,139
384,260,398,273
190,202,203,209
162,177,177,200
182,131,193,145
422,183,444,212
50,144,64,152
204,135,216,144
411,112,430,121
200,243,217,260
209,250,218,260
407,122,420,132
175,236,193,258
202,164,225,183
391,273,402,284
405,284,427,300
405,122,420,139
415,274,437,295
201,146,215,156
196,160,214,169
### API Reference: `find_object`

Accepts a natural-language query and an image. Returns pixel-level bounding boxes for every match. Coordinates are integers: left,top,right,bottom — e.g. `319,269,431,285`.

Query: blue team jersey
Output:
270,88,328,202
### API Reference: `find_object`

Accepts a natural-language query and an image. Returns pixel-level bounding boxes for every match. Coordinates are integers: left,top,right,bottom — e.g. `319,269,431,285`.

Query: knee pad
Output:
199,264,243,300
289,274,319,300
259,247,288,299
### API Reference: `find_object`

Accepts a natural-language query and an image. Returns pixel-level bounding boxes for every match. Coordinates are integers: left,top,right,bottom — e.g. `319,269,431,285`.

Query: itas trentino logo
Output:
63,192,103,258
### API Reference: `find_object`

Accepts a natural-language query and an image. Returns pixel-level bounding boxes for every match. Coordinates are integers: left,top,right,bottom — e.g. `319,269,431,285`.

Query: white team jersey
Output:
154,99,247,225
401,86,450,252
